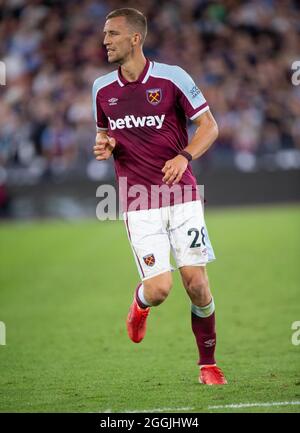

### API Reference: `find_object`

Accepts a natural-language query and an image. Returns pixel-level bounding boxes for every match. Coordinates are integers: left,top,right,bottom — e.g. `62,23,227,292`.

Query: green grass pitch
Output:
0,204,299,413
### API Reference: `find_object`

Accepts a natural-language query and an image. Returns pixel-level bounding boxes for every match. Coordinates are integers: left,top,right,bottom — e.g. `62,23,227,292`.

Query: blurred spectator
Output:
0,0,300,184
41,115,76,176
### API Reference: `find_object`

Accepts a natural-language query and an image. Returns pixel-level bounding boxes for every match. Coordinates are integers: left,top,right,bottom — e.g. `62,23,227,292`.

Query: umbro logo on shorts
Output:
143,253,155,267
108,114,165,130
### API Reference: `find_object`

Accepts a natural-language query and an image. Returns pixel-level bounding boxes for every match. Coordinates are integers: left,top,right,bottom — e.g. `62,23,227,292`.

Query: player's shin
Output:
191,298,216,365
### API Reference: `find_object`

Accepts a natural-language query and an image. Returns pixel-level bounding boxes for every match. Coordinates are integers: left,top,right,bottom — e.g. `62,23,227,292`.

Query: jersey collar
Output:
117,59,152,87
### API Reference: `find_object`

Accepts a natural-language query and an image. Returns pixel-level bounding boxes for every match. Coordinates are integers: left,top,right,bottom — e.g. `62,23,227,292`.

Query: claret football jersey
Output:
92,59,209,212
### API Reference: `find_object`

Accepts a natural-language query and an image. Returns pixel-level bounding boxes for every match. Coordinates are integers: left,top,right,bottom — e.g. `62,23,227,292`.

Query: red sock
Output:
191,312,216,365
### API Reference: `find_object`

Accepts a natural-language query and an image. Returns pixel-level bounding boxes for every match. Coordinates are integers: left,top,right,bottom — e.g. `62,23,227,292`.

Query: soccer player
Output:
93,8,227,385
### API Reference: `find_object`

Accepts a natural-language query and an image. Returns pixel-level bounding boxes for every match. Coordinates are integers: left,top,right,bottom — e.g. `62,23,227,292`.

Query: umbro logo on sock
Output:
204,339,216,347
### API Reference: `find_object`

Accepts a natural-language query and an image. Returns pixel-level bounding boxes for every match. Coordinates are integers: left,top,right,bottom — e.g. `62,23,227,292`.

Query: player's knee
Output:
185,273,209,301
150,285,171,305
144,280,172,306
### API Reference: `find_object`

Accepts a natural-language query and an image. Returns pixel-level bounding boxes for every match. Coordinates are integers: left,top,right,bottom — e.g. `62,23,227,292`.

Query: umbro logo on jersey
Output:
108,114,165,130
108,97,118,105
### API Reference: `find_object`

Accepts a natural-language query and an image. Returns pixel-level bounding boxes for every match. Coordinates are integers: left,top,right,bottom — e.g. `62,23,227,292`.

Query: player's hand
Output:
161,155,189,185
93,134,116,160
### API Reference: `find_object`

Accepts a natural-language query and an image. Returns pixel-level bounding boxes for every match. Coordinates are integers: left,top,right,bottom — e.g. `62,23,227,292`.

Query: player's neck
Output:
120,53,147,83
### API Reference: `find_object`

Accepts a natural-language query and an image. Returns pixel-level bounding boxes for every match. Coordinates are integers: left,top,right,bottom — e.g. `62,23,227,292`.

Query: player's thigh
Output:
124,208,173,281
179,265,208,289
179,264,211,301
169,200,215,268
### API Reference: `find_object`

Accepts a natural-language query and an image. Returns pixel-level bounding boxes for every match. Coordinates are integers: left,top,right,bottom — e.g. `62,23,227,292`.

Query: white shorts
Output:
124,200,215,281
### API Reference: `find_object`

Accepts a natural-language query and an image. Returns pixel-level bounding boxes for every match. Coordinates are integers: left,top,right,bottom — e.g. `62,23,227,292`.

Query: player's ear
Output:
132,32,141,46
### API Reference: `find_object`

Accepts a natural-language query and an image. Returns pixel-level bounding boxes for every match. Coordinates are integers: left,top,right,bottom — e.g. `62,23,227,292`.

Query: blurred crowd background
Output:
0,0,300,216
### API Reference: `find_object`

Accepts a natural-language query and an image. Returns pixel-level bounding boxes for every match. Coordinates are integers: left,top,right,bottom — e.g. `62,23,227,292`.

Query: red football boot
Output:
199,365,227,385
126,298,150,343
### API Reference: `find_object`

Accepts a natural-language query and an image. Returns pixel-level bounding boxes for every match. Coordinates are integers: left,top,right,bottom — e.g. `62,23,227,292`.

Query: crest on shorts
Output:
146,88,162,105
143,253,155,267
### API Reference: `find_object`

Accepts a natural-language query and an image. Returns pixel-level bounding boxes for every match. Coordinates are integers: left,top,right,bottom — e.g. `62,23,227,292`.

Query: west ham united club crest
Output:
143,253,155,267
146,88,162,105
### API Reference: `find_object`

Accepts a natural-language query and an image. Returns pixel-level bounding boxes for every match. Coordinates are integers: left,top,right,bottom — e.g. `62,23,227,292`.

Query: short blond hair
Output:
106,8,147,44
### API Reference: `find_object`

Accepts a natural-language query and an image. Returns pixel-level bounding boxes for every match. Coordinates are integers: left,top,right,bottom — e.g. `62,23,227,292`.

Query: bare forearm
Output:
184,111,219,160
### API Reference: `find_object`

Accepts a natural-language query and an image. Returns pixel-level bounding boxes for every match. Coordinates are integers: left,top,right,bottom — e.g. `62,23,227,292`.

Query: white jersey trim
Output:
117,76,124,87
96,126,109,132
190,105,209,120
141,61,153,84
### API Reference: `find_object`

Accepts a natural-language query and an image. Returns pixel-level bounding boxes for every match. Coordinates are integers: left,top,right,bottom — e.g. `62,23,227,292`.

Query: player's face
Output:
103,17,135,64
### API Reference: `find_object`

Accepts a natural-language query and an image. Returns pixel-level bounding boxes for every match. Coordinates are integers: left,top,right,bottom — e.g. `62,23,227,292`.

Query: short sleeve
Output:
173,66,209,120
92,79,108,131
